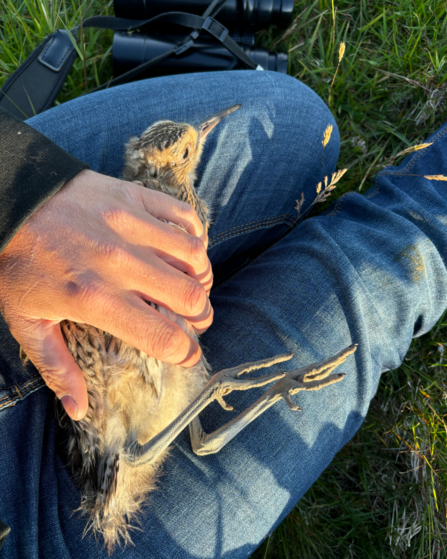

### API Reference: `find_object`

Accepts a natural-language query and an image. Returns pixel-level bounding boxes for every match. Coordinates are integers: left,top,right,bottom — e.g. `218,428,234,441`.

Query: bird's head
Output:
124,104,241,187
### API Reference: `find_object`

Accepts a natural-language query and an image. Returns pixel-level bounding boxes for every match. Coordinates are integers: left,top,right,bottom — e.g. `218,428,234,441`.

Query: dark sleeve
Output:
0,107,89,254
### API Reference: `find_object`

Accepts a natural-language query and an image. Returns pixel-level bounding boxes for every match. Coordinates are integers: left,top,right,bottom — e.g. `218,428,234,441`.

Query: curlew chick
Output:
59,104,240,552
123,104,241,229
57,103,356,555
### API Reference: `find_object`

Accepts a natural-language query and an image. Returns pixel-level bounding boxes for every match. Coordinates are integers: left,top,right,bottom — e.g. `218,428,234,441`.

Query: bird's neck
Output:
181,175,209,232
157,169,209,231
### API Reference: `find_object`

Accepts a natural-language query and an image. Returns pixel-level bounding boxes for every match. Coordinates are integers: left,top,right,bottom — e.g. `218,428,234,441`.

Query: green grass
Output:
2,1,447,557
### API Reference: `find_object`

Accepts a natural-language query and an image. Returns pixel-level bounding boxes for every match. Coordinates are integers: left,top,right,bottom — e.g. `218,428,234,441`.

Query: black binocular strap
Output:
0,32,79,120
82,12,261,94
0,0,260,120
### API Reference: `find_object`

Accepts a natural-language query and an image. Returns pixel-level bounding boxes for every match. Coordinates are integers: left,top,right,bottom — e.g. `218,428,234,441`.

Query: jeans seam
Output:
211,214,292,238
0,375,45,411
365,125,447,201
212,218,293,244
209,214,297,248
0,372,42,391
212,217,303,288
379,124,447,176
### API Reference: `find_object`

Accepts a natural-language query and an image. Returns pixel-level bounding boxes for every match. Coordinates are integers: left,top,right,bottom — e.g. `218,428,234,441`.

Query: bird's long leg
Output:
123,354,293,467
124,345,357,465
189,343,357,456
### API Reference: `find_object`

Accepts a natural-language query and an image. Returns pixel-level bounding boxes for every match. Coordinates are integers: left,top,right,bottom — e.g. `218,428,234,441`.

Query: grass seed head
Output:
411,142,433,151
330,168,348,185
323,125,333,148
395,142,433,159
424,175,447,181
295,192,305,215
339,42,346,63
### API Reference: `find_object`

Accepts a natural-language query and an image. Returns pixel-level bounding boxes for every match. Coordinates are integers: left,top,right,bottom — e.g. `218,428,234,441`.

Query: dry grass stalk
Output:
424,175,447,181
359,142,434,189
296,124,347,220
295,192,305,215
295,168,348,220
395,142,433,159
318,168,348,199
322,124,333,175
338,42,346,63
384,141,443,182
322,125,333,148
329,41,346,104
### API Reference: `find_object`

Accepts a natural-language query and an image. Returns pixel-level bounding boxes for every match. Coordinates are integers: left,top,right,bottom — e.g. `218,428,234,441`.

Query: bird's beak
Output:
196,104,241,142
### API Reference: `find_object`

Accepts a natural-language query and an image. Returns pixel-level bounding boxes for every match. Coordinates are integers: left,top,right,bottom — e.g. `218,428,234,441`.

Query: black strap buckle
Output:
174,39,194,55
202,16,229,43
174,29,200,56
37,30,76,72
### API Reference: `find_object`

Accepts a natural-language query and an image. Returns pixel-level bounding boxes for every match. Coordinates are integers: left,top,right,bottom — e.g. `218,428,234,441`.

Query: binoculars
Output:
112,0,291,79
114,0,294,32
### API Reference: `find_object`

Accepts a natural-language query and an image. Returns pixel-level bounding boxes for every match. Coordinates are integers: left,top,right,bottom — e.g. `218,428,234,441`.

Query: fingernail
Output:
60,394,78,420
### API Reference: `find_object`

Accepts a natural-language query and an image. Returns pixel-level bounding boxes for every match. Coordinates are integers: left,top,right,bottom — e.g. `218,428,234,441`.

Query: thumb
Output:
17,319,88,421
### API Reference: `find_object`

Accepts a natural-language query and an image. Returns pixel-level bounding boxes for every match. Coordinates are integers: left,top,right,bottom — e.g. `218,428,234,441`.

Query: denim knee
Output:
249,70,340,174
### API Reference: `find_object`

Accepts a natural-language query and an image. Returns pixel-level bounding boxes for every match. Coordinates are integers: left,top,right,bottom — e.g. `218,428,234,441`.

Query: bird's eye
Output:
183,148,189,159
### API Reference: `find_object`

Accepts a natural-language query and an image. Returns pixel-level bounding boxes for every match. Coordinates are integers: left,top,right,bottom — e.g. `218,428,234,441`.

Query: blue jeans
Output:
1,70,447,558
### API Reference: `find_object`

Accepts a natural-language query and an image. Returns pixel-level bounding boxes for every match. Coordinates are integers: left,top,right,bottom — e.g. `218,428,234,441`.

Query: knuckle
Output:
92,239,127,266
148,323,183,358
40,368,64,394
187,235,206,267
40,370,56,390
177,202,202,228
100,205,131,230
180,202,197,221
182,281,207,315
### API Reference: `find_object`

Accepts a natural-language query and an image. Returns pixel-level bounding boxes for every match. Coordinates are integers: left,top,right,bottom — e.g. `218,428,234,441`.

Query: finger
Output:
132,259,214,332
72,292,202,367
153,250,214,292
14,319,88,421
132,184,207,244
188,296,214,334
133,219,211,287
100,208,210,286
101,249,213,331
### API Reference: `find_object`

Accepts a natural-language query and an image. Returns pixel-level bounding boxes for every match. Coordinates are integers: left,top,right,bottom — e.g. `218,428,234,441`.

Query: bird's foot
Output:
207,353,293,412
189,343,357,456
266,343,358,412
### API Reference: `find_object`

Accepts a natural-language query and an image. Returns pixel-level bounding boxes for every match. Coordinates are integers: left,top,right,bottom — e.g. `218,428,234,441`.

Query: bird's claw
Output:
283,394,302,412
208,353,294,409
217,394,234,411
268,344,357,410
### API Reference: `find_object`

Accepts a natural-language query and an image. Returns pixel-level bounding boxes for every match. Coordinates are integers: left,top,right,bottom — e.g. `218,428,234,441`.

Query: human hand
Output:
0,170,213,421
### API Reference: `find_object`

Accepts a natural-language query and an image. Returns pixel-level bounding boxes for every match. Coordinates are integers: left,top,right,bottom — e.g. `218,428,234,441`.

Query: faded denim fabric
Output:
0,70,447,558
